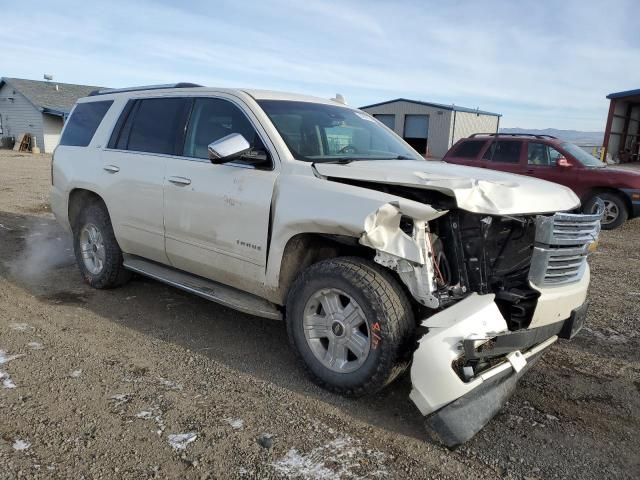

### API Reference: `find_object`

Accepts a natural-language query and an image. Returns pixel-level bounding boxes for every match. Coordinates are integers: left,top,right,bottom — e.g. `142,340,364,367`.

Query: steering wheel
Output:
338,145,358,154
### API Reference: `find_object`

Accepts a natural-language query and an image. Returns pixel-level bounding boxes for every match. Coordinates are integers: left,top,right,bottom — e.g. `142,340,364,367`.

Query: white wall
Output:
0,82,44,150
449,111,500,146
43,114,64,153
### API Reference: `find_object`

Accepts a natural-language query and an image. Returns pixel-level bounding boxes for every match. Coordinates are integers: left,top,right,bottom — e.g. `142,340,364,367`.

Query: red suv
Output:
443,133,640,229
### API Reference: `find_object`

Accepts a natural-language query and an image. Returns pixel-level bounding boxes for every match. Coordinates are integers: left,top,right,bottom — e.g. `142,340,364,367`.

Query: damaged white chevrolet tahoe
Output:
51,84,603,446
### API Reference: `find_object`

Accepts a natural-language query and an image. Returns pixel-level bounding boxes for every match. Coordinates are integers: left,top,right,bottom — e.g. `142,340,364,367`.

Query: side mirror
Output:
208,133,251,163
557,156,573,167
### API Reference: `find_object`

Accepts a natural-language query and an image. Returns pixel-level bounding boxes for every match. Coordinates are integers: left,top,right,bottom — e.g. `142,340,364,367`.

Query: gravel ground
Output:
0,150,638,479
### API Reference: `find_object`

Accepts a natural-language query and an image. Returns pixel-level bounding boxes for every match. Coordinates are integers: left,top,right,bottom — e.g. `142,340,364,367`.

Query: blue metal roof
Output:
359,98,501,117
606,88,640,100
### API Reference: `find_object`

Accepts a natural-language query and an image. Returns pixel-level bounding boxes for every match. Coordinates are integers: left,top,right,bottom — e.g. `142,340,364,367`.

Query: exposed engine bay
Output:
427,210,541,331
361,201,542,331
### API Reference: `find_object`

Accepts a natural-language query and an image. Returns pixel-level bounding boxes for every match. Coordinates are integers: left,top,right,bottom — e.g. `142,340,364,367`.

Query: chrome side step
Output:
122,254,282,320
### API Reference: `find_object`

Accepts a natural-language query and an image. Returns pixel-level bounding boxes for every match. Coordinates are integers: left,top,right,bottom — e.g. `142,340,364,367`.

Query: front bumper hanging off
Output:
410,293,588,447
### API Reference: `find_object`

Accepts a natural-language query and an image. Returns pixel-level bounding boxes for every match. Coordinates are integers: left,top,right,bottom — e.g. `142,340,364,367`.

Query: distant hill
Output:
499,128,604,146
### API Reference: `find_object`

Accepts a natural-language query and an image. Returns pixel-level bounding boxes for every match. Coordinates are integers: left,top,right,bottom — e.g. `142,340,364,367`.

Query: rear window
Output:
59,101,113,147
451,140,485,159
483,140,522,163
125,98,191,155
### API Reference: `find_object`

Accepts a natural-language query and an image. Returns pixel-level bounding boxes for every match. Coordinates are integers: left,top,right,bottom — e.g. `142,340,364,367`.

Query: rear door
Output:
482,139,524,175
101,97,191,264
163,95,278,291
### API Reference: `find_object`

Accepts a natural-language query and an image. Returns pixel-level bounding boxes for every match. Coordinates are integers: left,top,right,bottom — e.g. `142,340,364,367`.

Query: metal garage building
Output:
0,77,100,153
603,88,640,163
360,98,501,158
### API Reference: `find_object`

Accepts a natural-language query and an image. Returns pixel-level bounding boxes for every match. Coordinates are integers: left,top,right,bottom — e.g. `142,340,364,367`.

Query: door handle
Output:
168,176,192,186
103,165,120,174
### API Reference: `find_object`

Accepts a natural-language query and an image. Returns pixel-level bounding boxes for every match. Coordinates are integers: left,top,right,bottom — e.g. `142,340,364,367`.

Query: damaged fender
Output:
359,202,446,309
265,175,443,302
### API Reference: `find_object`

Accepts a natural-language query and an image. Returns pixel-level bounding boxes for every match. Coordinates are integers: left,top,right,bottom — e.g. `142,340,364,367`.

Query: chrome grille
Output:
535,211,602,246
529,204,603,287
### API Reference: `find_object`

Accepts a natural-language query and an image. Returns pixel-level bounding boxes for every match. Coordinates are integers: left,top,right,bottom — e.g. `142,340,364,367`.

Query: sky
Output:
1,0,638,130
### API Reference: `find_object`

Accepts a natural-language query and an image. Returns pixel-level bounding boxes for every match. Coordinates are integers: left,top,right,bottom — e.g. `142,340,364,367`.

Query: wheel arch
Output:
274,233,373,305
582,187,631,215
68,188,108,231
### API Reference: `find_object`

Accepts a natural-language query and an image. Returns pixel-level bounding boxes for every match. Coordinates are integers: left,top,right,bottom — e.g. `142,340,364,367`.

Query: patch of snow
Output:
69,369,82,378
0,349,25,364
135,405,165,434
13,439,30,451
1,370,16,389
9,323,32,331
27,342,44,350
158,377,183,390
168,432,197,451
109,393,131,406
272,436,387,479
225,417,244,429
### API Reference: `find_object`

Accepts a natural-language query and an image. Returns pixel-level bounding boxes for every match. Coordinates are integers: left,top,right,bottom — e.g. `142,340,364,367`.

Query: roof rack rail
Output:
89,82,202,96
469,132,557,139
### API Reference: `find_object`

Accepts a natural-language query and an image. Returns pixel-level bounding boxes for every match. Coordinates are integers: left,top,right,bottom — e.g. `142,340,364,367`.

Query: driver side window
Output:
527,142,562,166
183,98,265,161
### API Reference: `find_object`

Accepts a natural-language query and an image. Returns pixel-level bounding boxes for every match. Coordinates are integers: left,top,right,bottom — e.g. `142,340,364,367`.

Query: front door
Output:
163,97,278,292
523,141,567,186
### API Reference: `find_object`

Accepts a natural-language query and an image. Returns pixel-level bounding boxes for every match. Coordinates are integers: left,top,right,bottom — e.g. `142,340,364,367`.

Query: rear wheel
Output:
286,257,415,397
73,203,131,288
584,192,627,230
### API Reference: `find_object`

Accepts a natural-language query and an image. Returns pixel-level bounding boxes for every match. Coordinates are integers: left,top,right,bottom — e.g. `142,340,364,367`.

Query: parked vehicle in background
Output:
52,85,603,446
443,133,640,229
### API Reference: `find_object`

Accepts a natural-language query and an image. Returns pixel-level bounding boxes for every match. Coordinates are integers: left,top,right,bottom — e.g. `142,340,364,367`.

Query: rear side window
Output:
483,140,522,163
118,98,191,155
451,140,486,159
59,101,113,147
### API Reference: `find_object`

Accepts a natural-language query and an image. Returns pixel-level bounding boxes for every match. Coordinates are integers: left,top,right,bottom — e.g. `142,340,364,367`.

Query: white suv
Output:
51,84,602,446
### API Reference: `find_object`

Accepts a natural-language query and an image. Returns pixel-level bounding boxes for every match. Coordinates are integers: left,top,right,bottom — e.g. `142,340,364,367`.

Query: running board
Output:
122,254,282,320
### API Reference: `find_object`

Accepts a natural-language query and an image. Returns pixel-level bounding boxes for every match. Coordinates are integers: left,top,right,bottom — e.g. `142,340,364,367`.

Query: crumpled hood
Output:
314,160,580,215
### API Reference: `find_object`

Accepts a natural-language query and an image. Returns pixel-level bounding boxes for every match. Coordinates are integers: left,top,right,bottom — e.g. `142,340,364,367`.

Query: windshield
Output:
561,142,605,167
257,100,421,162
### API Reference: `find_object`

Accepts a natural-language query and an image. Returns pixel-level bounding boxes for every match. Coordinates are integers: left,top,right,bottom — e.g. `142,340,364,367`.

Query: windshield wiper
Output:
312,158,358,164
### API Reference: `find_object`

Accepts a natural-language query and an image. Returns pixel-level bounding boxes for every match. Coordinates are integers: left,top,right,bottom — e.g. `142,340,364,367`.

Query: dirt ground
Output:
0,150,638,479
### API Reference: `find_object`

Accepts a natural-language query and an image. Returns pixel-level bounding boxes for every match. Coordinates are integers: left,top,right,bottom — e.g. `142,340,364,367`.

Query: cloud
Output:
0,0,637,129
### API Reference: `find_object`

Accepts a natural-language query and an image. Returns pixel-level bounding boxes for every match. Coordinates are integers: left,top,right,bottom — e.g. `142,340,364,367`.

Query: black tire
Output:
73,202,131,288
584,192,628,230
286,256,415,397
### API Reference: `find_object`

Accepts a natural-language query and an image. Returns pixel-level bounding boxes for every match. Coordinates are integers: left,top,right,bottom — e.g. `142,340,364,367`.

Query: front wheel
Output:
286,257,415,397
584,192,628,230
